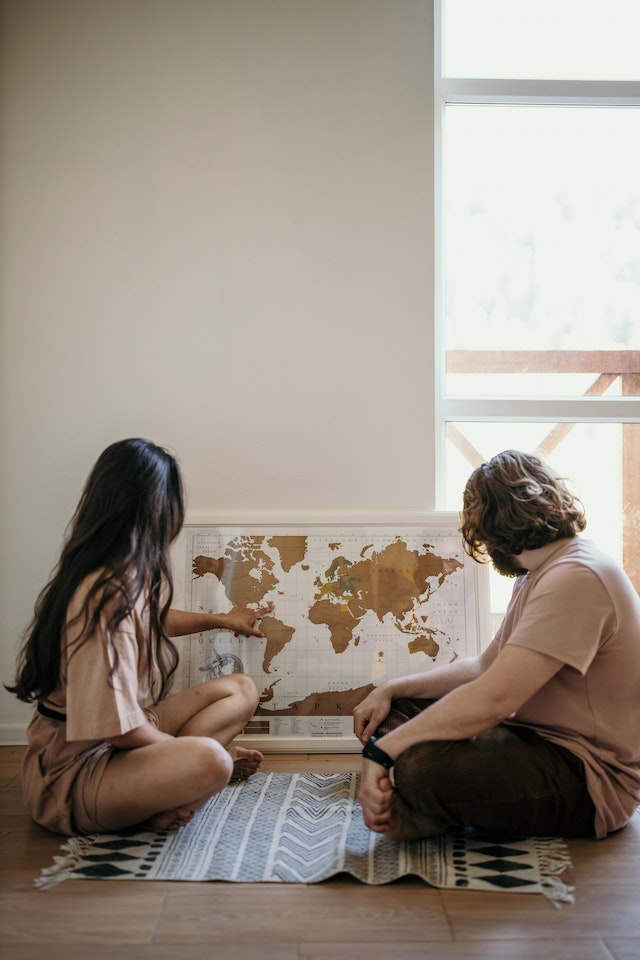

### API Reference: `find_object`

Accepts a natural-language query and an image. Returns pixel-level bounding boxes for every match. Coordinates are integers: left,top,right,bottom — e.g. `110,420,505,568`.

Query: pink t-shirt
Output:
59,573,155,740
22,574,157,833
497,538,640,838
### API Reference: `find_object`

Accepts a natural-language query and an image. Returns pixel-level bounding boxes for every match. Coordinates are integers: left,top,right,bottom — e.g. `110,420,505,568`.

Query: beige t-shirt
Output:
61,572,155,740
22,575,157,833
50,572,155,740
497,538,640,838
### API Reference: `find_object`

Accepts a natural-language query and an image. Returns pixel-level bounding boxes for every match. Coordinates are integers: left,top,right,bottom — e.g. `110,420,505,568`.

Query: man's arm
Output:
353,636,501,744
359,644,564,833
374,644,563,760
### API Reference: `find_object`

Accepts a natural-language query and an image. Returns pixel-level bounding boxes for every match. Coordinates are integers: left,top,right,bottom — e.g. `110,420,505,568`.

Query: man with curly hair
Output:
354,450,640,840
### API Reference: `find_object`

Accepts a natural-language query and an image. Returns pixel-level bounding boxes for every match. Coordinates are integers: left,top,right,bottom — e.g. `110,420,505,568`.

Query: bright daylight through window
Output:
435,0,640,625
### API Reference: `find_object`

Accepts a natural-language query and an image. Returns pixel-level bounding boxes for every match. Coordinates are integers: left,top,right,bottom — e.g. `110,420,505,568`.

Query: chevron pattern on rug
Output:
36,771,574,904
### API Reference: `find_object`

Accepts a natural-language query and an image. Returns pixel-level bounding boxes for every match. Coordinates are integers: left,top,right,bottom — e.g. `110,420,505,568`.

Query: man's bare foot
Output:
228,746,263,781
148,806,195,832
382,791,447,841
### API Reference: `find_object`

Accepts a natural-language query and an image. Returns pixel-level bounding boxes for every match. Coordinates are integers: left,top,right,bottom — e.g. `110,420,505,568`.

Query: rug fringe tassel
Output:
535,838,575,907
34,836,96,890
540,875,575,907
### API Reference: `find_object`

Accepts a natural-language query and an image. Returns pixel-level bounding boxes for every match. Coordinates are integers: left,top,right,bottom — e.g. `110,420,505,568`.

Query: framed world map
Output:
170,515,490,751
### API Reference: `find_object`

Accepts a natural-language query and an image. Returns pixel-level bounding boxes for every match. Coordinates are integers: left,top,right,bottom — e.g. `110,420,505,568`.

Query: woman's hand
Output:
220,603,275,638
353,684,394,744
165,604,275,639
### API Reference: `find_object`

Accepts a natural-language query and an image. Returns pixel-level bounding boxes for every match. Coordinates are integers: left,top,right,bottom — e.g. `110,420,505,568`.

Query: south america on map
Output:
175,525,480,739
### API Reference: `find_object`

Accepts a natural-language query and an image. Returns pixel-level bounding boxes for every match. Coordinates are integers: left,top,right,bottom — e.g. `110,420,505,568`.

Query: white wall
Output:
0,0,435,738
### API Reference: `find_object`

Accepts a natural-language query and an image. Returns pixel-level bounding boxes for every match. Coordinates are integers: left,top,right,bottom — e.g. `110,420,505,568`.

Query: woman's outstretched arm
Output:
164,603,275,638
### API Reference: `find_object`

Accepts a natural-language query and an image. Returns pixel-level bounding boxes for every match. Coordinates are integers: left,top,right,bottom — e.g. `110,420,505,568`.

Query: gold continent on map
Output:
307,599,361,654
407,635,441,658
267,535,308,573
256,684,376,717
308,538,462,655
192,536,278,607
259,617,295,673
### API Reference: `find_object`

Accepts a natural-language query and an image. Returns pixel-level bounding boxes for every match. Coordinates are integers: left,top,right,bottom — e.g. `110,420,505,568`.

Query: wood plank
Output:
156,883,452,943
446,350,640,374
604,940,640,960
300,941,615,960
2,946,298,960
0,885,168,944
441,884,640,940
622,377,640,592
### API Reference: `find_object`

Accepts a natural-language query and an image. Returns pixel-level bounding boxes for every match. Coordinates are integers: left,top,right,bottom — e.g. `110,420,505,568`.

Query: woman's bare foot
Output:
228,746,263,781
148,806,196,832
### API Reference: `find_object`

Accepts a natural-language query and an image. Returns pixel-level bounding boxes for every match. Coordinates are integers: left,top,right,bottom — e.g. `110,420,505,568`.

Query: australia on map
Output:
174,524,482,739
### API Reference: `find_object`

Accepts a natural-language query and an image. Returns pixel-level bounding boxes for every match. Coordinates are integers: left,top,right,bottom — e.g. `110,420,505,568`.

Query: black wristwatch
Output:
362,736,395,770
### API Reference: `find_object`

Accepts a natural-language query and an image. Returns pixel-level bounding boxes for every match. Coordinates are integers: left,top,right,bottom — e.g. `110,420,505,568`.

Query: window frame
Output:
433,0,640,507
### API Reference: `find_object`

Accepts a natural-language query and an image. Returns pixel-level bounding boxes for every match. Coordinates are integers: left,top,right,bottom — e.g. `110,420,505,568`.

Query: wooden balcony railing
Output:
445,350,640,593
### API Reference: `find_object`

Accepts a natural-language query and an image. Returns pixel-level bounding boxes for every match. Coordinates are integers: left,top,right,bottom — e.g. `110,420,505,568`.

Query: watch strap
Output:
362,736,395,770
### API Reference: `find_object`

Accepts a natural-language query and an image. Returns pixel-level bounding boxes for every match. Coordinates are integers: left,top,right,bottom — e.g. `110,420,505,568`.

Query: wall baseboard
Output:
1,723,28,745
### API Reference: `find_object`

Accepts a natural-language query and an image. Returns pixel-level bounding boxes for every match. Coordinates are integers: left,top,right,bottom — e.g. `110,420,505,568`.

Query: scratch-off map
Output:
172,522,485,744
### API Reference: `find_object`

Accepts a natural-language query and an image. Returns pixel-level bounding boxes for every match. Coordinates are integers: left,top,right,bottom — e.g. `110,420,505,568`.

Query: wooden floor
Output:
1,745,639,960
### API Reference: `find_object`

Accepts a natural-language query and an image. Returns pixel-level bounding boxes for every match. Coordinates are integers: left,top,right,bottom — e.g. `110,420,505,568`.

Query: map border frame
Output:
171,513,492,753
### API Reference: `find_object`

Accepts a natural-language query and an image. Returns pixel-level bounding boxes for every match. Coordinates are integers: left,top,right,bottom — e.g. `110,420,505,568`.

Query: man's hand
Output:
358,759,394,833
353,685,394,744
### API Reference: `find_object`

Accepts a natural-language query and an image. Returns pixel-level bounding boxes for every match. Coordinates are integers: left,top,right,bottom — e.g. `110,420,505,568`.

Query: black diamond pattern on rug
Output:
74,864,138,879
476,873,538,890
463,835,540,891
472,843,529,858
472,859,533,873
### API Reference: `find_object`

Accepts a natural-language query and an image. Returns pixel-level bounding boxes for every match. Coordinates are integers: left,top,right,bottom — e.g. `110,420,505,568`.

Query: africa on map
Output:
174,523,483,741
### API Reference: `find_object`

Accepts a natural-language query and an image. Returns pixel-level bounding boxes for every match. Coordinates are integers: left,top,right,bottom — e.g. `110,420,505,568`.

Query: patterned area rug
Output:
37,772,574,904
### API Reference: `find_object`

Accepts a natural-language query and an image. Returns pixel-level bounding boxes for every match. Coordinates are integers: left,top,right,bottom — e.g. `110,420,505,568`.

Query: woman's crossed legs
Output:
93,673,262,832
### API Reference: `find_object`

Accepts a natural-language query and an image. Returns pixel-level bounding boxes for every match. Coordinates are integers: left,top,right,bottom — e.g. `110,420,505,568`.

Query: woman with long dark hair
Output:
7,438,272,835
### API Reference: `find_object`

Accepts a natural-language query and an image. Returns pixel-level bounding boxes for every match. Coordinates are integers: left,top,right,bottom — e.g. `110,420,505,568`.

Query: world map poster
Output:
172,519,487,749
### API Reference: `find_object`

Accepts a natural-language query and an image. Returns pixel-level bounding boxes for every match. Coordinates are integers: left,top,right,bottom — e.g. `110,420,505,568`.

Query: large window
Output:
435,0,640,625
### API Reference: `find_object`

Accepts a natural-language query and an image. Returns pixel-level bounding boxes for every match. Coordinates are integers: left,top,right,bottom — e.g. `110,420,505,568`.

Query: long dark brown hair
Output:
7,438,185,704
460,449,587,563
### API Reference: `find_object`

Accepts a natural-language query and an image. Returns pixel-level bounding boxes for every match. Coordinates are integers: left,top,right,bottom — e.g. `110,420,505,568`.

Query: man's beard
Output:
488,548,528,578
